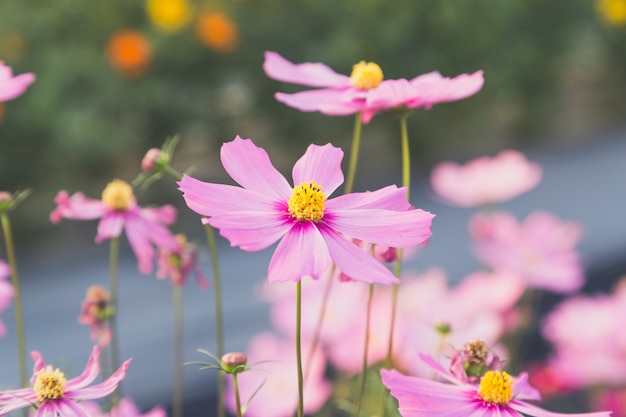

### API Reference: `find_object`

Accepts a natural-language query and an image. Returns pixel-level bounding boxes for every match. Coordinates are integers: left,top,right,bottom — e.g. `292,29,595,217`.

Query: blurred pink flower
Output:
81,397,166,417
0,61,35,102
178,136,434,284
156,234,209,288
430,150,542,207
0,346,130,417
0,260,14,336
264,51,484,123
381,354,611,417
50,179,179,274
469,210,584,293
78,285,113,347
224,332,331,417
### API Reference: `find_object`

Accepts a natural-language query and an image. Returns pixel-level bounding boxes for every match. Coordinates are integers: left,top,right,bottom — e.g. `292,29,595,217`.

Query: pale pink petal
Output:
95,212,125,242
326,185,411,211
65,346,100,390
326,208,434,248
263,51,350,88
67,359,131,400
318,226,399,284
0,63,35,102
511,402,611,417
275,89,354,112
208,209,292,251
292,143,344,196
366,78,417,109
410,70,484,109
31,350,48,375
124,215,158,274
35,401,59,417
139,205,177,225
178,175,278,217
267,223,331,282
318,98,366,117
512,372,542,401
220,137,292,200
50,191,107,224
55,399,91,417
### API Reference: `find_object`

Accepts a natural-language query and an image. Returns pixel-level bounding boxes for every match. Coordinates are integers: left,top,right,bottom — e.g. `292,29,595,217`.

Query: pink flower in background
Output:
50,179,179,274
179,136,434,284
78,285,113,347
430,150,542,207
0,346,131,417
156,234,209,288
224,332,331,417
81,397,166,417
0,61,35,102
469,210,584,293
381,354,611,417
0,260,14,336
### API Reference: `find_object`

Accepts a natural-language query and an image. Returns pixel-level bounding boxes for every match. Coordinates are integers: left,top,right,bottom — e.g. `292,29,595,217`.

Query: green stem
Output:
352,283,374,417
204,223,225,417
108,237,122,401
1,213,28,389
344,113,363,194
164,165,184,181
296,281,304,417
173,285,184,417
399,113,411,200
232,373,243,417
384,257,402,369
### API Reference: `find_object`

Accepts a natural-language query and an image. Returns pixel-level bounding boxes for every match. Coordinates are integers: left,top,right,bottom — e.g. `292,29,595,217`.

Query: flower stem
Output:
399,113,411,200
353,283,374,417
108,237,123,401
232,373,243,417
1,212,28,389
344,112,363,194
296,280,304,417
164,165,184,181
204,223,225,417
173,285,184,417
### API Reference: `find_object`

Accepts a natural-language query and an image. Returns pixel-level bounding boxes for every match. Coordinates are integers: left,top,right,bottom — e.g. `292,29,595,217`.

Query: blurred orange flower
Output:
146,0,192,33
195,11,239,53
596,0,626,25
106,30,152,78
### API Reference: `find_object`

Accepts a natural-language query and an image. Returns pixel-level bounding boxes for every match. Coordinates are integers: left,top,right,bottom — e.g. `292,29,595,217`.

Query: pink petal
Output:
220,137,292,201
511,401,611,417
50,191,107,224
65,346,100,390
67,358,131,401
263,51,351,88
35,401,59,417
124,211,178,274
54,399,91,417
326,208,434,248
512,372,542,401
318,226,399,284
292,143,344,196
275,89,352,112
140,205,177,225
95,212,125,242
366,78,416,110
326,185,411,211
410,70,484,109
0,69,35,102
31,350,47,375
268,222,331,283
208,209,292,251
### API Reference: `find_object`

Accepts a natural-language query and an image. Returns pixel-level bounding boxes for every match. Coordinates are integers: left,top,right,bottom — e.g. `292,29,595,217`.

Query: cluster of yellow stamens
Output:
478,370,514,405
101,179,135,210
350,61,384,90
288,181,326,222
33,366,67,402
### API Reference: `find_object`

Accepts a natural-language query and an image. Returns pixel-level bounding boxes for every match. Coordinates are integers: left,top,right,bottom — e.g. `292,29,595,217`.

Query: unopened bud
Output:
141,148,163,172
0,192,11,203
221,352,248,373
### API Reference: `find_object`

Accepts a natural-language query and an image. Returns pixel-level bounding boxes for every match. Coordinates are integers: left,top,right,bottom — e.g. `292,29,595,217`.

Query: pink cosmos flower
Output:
156,233,209,288
469,210,584,293
225,332,331,417
0,61,35,102
0,260,14,336
80,397,166,417
264,51,483,123
381,354,612,417
78,285,113,347
178,136,434,284
430,150,542,207
50,179,179,274
0,346,131,417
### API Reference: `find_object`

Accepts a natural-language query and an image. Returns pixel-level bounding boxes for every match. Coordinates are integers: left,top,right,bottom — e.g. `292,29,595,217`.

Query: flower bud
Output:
221,352,247,373
141,148,163,172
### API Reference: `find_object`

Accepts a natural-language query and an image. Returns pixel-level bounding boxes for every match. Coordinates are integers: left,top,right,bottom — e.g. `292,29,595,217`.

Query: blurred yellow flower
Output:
106,30,153,78
146,0,192,33
596,0,626,25
0,31,27,63
195,10,239,53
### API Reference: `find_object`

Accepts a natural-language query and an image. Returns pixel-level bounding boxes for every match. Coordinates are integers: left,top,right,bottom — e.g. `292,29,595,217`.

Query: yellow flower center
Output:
288,181,326,222
33,366,67,402
350,61,383,90
478,370,513,405
101,179,134,210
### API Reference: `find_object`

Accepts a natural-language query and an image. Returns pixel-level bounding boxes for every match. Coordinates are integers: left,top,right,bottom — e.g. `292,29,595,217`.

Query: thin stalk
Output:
173,285,184,417
1,213,27,389
296,281,304,417
204,223,225,417
232,373,243,417
108,237,123,401
164,166,183,181
384,258,402,369
399,113,411,200
352,283,374,417
344,113,363,194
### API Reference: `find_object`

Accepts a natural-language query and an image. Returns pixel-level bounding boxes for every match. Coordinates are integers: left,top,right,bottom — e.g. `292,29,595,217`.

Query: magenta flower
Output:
178,136,434,284
381,354,612,417
264,51,483,123
156,233,209,288
50,179,179,274
0,61,35,102
430,150,542,207
0,346,131,417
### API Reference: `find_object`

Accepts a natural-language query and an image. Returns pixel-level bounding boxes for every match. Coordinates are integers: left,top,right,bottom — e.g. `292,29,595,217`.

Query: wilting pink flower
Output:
179,136,434,284
78,285,113,347
0,260,13,336
0,62,35,102
0,346,131,417
469,210,584,293
225,332,331,417
430,150,542,207
156,233,209,288
50,179,179,274
81,397,167,417
264,51,483,123
381,354,611,417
